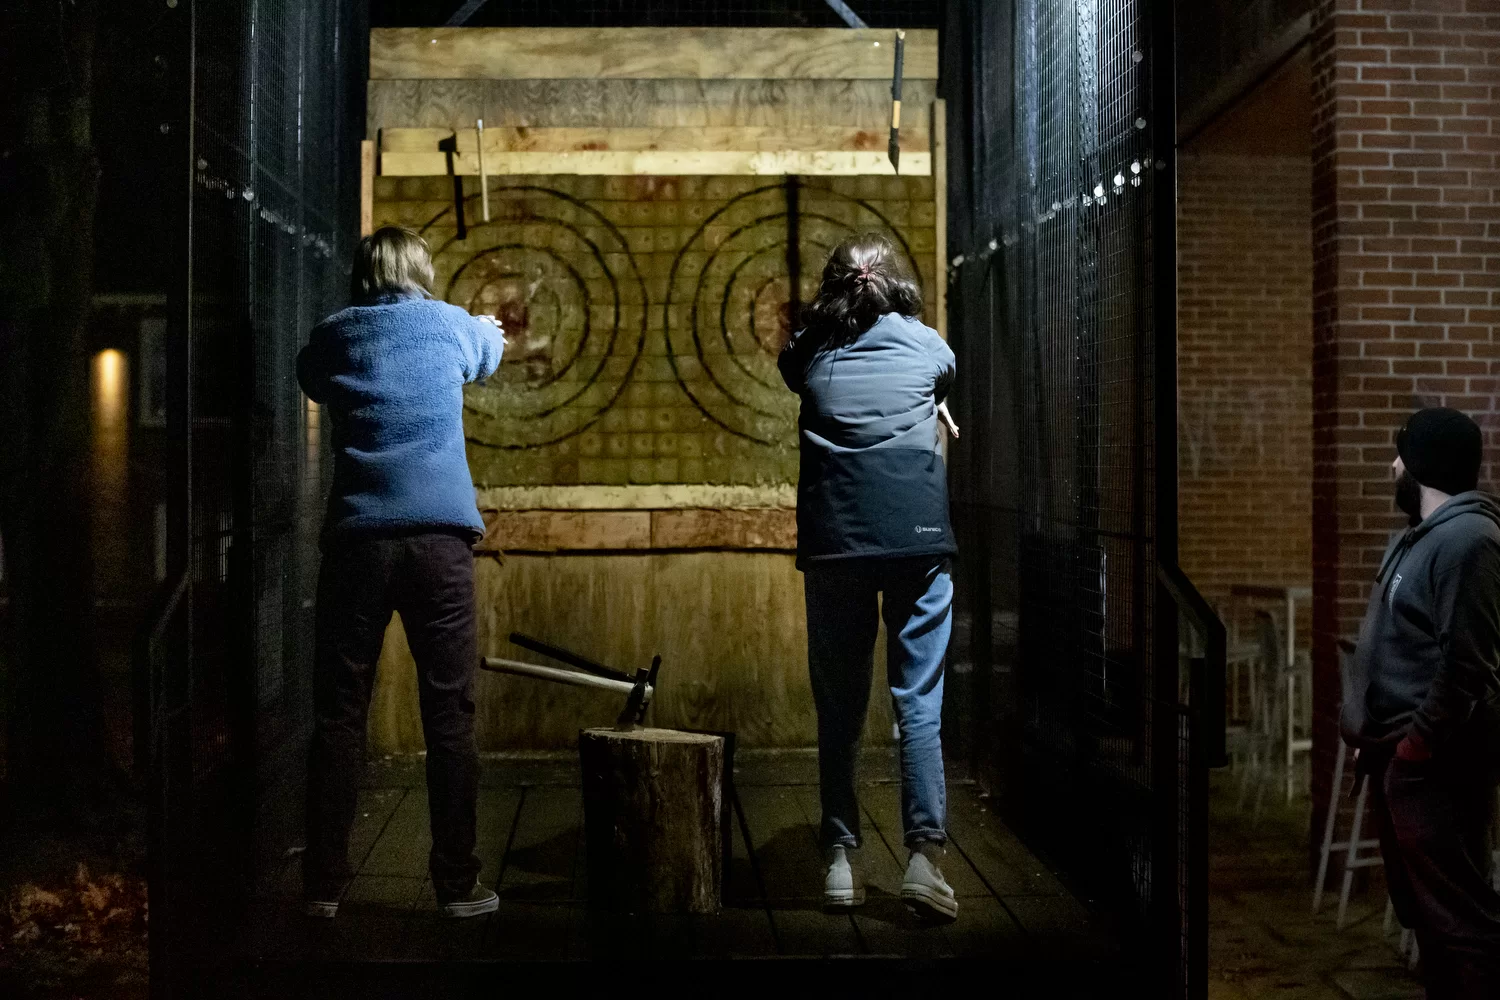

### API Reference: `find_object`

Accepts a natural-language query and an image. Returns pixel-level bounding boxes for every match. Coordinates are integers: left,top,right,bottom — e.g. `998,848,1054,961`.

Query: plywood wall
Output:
367,552,898,751
372,173,935,488
353,28,941,752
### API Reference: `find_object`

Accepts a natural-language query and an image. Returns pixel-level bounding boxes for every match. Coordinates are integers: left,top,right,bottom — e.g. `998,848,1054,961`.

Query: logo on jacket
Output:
914,526,943,534
1389,573,1403,607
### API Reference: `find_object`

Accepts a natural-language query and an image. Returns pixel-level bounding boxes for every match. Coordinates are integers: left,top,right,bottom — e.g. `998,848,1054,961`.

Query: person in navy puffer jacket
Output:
779,233,961,923
296,226,504,920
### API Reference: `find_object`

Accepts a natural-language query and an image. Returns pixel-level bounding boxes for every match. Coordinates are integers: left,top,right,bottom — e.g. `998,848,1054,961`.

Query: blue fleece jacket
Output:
297,293,504,544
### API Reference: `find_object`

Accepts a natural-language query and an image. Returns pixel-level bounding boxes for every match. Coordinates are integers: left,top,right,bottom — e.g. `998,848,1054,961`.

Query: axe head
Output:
613,655,661,732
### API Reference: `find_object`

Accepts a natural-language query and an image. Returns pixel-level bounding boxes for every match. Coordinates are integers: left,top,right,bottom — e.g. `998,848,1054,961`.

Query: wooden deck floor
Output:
238,751,1118,973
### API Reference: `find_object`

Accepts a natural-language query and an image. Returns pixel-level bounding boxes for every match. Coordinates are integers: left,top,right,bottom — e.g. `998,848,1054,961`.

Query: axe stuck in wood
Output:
480,631,660,731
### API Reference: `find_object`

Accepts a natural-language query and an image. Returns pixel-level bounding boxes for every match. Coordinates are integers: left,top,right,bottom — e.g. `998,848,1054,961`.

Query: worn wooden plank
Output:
844,785,954,959
475,510,651,553
475,483,795,511
944,786,1070,897
370,28,939,81
735,784,862,956
383,125,929,155
863,782,990,898
367,79,938,131
309,875,425,962
359,784,432,878
479,786,585,960
650,508,796,550
372,555,896,752
360,139,375,236
475,507,795,552
498,786,584,901
931,98,947,339
944,896,1029,959
379,149,932,177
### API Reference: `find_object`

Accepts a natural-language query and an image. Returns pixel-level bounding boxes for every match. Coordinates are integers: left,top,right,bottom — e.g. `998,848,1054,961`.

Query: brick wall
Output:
372,173,936,489
1178,154,1314,608
1309,0,1500,838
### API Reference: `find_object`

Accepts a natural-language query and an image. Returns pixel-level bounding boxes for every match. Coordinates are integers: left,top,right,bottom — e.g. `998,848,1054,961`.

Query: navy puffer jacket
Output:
778,312,957,569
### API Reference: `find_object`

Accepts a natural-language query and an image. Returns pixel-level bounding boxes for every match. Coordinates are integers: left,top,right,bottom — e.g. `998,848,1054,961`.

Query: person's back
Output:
299,291,501,543
297,227,504,922
781,307,956,565
778,233,961,923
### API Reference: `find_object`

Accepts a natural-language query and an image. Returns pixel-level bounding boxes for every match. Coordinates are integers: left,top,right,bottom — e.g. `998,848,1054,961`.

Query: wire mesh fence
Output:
943,0,1198,993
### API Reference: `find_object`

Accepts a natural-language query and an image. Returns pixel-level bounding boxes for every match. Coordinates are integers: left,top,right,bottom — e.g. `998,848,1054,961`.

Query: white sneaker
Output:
901,841,958,922
823,844,866,911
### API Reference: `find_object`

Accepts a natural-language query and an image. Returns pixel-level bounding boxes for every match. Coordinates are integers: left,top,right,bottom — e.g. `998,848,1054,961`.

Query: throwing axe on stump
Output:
480,631,658,731
479,633,723,913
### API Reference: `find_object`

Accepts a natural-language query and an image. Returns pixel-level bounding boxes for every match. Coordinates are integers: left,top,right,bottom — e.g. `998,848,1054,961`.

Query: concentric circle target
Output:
421,187,647,450
663,184,921,445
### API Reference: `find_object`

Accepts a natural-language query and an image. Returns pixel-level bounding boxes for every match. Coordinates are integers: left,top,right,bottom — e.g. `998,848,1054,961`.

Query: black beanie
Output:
1395,407,1482,496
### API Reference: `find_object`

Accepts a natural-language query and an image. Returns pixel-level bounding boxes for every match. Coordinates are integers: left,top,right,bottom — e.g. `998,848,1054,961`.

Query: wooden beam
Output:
475,510,651,553
379,149,931,177
367,78,940,132
474,508,796,552
475,484,795,511
360,139,375,236
381,125,929,154
932,99,947,339
370,27,939,81
651,509,796,551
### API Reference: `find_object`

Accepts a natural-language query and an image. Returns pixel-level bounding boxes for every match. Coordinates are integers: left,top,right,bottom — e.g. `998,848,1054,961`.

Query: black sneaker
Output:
304,895,340,919
437,883,499,918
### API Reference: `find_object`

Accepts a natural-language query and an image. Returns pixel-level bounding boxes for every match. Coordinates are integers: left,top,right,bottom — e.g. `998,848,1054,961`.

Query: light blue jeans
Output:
804,557,953,850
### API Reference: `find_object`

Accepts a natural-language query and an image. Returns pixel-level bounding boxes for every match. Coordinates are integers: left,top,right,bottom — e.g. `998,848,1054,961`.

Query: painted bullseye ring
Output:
665,185,920,445
421,187,646,450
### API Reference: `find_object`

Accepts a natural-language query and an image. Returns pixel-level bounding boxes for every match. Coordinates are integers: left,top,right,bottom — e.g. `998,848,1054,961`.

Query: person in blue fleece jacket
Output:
778,233,961,923
296,226,504,920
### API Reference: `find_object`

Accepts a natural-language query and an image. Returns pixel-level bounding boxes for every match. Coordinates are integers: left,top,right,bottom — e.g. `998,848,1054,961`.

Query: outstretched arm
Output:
462,312,506,383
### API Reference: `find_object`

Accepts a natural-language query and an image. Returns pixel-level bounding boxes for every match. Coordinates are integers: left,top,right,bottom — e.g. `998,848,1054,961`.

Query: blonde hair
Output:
352,226,434,300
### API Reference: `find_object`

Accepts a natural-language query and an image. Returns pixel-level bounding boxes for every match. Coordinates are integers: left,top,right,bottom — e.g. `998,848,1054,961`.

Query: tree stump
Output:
579,727,725,914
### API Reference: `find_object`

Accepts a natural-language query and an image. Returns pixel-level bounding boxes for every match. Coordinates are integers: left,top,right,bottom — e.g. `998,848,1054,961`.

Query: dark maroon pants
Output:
303,530,482,902
1371,753,1500,999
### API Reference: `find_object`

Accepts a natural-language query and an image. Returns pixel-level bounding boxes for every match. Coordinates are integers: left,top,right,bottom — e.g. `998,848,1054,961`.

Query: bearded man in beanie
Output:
1343,407,1500,998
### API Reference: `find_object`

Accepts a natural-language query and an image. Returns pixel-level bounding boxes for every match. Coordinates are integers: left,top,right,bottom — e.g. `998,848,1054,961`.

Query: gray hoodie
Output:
1342,491,1500,759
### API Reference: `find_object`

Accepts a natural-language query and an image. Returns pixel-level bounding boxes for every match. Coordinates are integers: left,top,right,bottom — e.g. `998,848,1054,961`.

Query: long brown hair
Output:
799,232,923,348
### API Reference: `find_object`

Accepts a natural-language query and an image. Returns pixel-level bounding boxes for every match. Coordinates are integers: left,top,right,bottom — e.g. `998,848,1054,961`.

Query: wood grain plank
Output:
474,509,652,553
860,783,991,898
475,483,795,511
359,785,432,878
367,79,938,131
371,553,897,752
382,125,929,154
499,786,584,900
649,508,796,550
944,786,1070,897
735,784,863,956
483,786,585,961
379,149,931,177
370,28,939,81
843,785,954,959
360,139,375,236
932,98,947,339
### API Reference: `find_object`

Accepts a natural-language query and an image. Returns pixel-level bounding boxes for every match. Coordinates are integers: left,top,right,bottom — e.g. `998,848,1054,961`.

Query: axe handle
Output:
509,632,632,683
481,657,640,696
